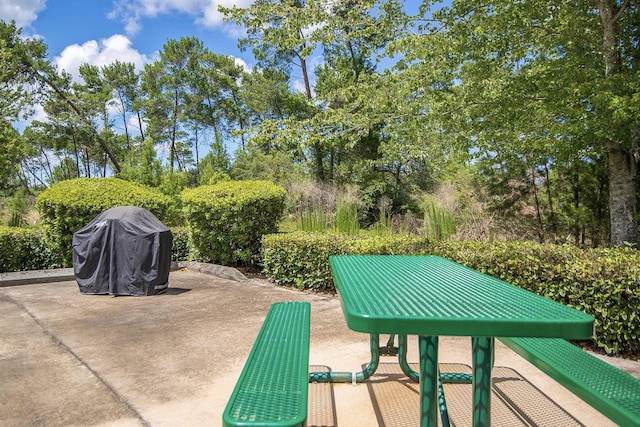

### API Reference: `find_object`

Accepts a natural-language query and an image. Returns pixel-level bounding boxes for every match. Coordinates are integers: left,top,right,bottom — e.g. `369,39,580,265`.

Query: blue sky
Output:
1,0,255,83
2,0,428,83
1,0,428,164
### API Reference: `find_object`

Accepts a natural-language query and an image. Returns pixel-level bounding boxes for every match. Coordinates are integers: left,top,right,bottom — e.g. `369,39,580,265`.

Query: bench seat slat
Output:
500,337,640,427
223,302,311,427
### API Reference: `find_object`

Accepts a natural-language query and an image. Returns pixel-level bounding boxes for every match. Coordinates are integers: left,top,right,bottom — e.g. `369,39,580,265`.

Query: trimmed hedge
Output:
261,234,639,355
433,241,640,355
181,180,286,266
0,226,58,272
170,227,191,261
0,225,190,272
36,178,172,266
261,232,430,290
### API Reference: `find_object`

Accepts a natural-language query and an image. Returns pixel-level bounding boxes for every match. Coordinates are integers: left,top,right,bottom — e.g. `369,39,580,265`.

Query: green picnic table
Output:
329,255,595,427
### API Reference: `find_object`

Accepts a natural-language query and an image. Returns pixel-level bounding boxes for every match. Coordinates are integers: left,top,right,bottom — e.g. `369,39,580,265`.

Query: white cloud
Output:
199,0,252,28
109,0,253,36
53,34,151,82
233,56,250,72
29,103,47,122
292,78,307,95
0,0,46,28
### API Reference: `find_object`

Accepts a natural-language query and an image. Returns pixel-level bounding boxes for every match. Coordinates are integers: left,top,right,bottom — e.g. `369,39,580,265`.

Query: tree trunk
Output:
529,166,544,243
40,146,53,180
194,123,200,177
299,49,313,101
299,46,325,181
543,164,557,238
572,167,580,246
31,69,122,173
119,95,130,151
17,168,32,195
72,133,80,178
136,111,145,141
170,90,179,173
593,171,607,247
607,140,637,246
84,147,91,178
598,0,638,246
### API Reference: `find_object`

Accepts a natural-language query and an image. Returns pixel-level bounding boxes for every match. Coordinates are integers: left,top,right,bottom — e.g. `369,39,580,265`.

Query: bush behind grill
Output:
181,180,286,266
36,178,172,267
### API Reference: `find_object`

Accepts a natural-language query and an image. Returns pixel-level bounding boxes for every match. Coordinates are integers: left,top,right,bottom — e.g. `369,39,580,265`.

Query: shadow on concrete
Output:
366,363,584,427
158,287,191,296
308,365,337,427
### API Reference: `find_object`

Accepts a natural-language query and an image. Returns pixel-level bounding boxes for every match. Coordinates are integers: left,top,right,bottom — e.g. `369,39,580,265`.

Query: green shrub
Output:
0,226,58,272
170,227,192,261
182,180,286,266
261,232,430,290
262,234,639,355
433,240,640,355
0,225,191,272
36,178,172,266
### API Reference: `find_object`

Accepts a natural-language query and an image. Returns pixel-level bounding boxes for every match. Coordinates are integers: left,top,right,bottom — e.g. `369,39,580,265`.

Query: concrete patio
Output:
1,265,638,426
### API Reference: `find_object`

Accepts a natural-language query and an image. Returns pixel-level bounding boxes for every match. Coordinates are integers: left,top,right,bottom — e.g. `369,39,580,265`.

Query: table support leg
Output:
419,336,439,427
398,334,419,381
437,376,451,427
309,334,380,383
398,334,472,384
472,337,494,427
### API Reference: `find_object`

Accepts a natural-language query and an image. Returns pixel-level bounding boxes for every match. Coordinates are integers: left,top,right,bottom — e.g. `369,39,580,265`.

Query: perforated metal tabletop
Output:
330,255,594,339
329,255,595,427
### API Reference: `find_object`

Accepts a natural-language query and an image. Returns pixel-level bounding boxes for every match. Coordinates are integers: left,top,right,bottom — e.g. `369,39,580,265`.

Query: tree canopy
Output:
1,0,639,247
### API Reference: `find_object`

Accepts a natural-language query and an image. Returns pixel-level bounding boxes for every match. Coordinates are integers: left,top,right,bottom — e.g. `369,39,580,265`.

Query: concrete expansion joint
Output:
2,292,151,427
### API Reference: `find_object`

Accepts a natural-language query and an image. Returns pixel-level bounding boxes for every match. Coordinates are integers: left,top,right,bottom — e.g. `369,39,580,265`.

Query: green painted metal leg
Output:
400,335,453,426
442,371,474,383
398,334,419,381
399,334,472,384
385,334,396,349
419,336,439,427
472,337,494,427
437,373,451,427
309,334,380,383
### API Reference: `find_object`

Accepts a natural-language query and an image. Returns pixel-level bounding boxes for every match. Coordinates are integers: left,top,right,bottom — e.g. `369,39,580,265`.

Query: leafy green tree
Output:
101,61,144,153
2,22,134,181
186,51,242,178
391,1,639,246
141,37,247,179
0,21,41,121
222,0,321,98
223,0,409,190
311,0,430,216
1,21,46,191
1,21,122,173
222,0,327,179
0,120,24,191
119,138,162,187
25,65,115,181
199,151,230,185
141,37,207,173
229,148,303,183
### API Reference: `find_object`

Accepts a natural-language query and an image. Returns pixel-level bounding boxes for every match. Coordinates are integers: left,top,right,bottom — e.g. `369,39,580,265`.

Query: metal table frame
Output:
324,255,595,427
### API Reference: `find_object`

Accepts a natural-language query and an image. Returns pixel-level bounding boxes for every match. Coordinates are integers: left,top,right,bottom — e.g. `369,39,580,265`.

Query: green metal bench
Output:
500,337,640,427
222,302,311,427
